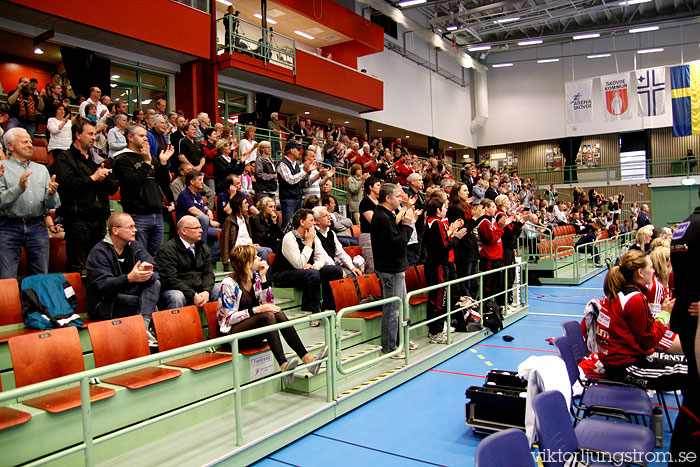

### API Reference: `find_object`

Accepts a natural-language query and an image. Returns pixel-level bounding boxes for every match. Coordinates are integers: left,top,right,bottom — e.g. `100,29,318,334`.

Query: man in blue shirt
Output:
175,170,219,244
0,128,60,278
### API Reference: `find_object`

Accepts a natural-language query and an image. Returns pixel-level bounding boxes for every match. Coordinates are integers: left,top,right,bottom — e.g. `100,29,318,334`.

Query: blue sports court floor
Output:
253,272,679,466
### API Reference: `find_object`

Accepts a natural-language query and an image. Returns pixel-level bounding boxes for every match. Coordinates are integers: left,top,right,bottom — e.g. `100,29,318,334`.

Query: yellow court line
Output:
485,362,493,366
477,355,485,360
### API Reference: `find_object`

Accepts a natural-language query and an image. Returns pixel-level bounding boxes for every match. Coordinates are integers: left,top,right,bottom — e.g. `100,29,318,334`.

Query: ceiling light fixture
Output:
398,0,427,7
344,121,350,124
629,25,659,33
492,63,514,68
294,30,315,40
467,45,491,51
587,53,611,58
537,58,560,63
110,74,120,79
619,0,652,5
253,14,278,24
405,136,410,138
304,111,310,115
33,47,43,54
216,0,232,6
446,26,458,31
518,39,543,46
637,47,664,54
573,33,600,40
494,17,520,24
449,146,453,149
377,129,383,132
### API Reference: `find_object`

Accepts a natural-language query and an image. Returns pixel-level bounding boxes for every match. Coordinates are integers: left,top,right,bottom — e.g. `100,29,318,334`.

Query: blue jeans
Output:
161,283,222,310
131,213,164,258
376,270,406,353
280,198,302,228
7,118,36,138
0,218,49,278
337,236,359,247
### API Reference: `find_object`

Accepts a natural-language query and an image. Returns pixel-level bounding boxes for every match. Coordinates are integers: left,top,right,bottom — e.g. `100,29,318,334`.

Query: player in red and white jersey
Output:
596,250,686,390
646,246,682,353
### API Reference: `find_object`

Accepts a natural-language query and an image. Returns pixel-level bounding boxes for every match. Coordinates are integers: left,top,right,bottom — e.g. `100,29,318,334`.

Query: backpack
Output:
482,299,503,334
20,274,83,330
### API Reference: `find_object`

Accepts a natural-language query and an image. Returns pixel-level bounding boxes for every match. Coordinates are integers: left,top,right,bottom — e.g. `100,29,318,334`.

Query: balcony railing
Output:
216,16,296,75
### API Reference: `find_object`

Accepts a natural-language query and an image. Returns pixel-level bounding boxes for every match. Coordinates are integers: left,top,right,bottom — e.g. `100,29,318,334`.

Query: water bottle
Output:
652,408,664,448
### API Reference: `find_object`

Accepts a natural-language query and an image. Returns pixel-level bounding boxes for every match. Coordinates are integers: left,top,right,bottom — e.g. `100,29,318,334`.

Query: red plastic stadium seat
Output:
8,327,116,413
342,245,362,259
63,272,87,316
202,300,270,354
48,237,67,273
152,306,232,370
0,379,31,431
0,278,38,343
349,225,361,237
87,316,181,389
30,146,52,165
329,278,360,313
405,266,428,305
32,137,47,148
267,253,275,267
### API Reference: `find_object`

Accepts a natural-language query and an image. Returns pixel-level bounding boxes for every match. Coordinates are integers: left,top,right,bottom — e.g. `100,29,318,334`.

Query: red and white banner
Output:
601,73,632,121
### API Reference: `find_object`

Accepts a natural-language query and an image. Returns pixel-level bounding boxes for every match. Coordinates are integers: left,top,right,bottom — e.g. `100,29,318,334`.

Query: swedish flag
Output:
671,64,700,137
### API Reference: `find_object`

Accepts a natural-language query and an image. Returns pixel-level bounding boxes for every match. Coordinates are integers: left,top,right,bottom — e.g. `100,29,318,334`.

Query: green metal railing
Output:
520,157,700,187
216,16,296,75
404,262,528,353
0,310,336,466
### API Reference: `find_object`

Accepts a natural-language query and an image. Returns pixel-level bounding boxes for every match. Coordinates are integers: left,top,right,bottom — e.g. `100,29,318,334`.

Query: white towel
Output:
518,355,572,445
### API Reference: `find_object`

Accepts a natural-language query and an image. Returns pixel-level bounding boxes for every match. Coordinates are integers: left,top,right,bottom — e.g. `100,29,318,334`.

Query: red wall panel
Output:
8,0,211,59
295,50,382,110
0,55,55,95
275,0,383,54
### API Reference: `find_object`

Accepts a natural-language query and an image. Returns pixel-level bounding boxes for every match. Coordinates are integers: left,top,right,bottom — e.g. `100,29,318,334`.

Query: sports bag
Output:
21,274,83,330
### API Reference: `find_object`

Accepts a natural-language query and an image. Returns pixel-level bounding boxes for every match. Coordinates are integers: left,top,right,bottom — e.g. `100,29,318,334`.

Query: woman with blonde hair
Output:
646,246,683,354
217,245,328,384
597,250,685,389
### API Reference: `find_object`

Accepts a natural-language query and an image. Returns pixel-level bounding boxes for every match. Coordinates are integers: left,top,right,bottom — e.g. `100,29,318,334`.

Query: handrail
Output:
216,15,296,75
0,309,336,465
405,261,528,350
335,296,405,372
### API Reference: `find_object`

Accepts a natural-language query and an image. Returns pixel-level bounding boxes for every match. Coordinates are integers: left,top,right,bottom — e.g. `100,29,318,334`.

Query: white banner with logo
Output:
601,73,633,121
565,79,593,123
636,67,666,117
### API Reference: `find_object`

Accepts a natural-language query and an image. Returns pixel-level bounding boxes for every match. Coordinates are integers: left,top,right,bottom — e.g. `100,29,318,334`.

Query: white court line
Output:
530,286,601,290
530,312,584,318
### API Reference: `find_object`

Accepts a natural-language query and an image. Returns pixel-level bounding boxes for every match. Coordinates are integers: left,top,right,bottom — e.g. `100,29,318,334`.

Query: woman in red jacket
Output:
597,249,686,390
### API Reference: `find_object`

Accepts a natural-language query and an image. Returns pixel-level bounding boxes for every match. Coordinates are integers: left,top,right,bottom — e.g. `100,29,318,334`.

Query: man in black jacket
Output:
85,212,160,345
52,118,119,272
155,215,216,310
371,183,417,357
112,124,174,257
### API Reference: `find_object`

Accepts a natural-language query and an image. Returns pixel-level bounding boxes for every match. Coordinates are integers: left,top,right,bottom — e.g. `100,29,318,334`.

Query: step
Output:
287,343,383,392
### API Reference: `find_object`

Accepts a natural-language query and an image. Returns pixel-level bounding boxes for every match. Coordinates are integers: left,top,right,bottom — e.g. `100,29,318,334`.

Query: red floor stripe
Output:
429,369,487,378
652,403,679,411
475,343,558,353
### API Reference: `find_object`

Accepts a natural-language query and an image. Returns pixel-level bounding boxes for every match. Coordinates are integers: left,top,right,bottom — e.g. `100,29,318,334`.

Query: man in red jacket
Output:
477,199,510,307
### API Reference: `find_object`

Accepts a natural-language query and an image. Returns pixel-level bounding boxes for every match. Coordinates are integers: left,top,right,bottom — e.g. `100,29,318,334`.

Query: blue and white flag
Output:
636,67,665,117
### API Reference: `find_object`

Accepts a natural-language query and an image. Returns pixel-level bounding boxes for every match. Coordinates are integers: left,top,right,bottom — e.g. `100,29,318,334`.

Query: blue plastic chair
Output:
553,335,652,423
533,390,655,467
475,428,534,467
561,320,589,364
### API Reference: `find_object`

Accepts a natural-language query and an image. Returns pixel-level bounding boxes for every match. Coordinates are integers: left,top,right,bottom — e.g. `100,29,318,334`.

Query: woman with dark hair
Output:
220,193,273,276
447,182,483,307
213,139,243,195
132,109,145,126
46,104,72,156
218,245,328,384
358,176,380,274
250,196,283,250
597,249,685,390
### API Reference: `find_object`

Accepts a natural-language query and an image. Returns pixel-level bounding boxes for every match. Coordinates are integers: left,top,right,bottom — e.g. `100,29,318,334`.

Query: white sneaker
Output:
391,350,406,359
309,319,321,327
408,341,418,350
144,318,157,347
428,332,448,344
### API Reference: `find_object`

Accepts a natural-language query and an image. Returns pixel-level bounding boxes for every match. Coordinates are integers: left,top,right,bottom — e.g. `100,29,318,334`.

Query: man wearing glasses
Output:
155,215,216,310
85,212,160,345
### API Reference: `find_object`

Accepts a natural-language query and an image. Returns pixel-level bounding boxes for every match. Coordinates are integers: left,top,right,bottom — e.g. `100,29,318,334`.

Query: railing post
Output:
80,377,94,466
325,314,335,402
446,283,452,344
232,340,243,446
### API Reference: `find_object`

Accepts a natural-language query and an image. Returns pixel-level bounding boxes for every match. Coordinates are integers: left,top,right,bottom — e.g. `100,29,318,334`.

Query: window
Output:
218,88,249,127
110,64,169,115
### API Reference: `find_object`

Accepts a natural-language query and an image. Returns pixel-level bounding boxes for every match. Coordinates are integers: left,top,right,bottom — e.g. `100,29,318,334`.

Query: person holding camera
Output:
7,77,44,137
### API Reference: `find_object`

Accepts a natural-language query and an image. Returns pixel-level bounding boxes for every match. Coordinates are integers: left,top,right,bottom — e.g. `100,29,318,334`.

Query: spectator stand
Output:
0,261,530,466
